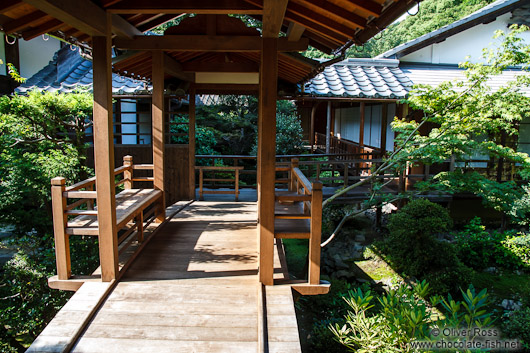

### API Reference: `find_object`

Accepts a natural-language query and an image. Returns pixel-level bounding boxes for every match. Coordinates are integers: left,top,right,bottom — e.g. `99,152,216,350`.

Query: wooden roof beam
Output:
2,10,47,33
22,0,141,38
287,3,360,36
286,22,305,41
262,0,288,38
182,62,259,73
107,0,262,15
298,0,367,29
137,14,186,32
23,18,63,40
345,0,382,18
284,11,350,43
0,0,23,15
113,36,308,52
164,53,195,82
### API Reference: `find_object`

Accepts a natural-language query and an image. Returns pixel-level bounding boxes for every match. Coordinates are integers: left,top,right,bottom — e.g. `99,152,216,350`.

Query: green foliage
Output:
502,233,530,268
274,111,304,155
381,199,471,294
0,91,99,351
502,306,530,349
331,282,495,352
170,115,218,155
0,91,93,234
296,279,360,353
454,217,530,270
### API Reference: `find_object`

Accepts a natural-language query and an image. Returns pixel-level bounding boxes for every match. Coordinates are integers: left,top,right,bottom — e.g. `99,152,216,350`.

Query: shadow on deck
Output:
28,201,302,353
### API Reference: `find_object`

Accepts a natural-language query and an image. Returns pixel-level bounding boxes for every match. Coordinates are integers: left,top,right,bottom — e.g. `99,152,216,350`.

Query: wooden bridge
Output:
29,200,315,353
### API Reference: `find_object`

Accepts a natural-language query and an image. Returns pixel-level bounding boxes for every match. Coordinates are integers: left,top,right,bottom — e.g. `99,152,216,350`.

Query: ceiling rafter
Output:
0,0,23,15
22,0,141,38
23,18,63,40
344,0,382,17
262,0,288,37
2,10,47,33
106,0,262,15
293,0,367,29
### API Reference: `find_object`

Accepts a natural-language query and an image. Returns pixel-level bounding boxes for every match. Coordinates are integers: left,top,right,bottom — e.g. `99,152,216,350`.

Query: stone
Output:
355,234,366,242
501,299,522,311
484,267,498,274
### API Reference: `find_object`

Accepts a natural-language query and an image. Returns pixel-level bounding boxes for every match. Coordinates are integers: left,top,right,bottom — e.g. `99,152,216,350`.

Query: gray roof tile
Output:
16,46,150,95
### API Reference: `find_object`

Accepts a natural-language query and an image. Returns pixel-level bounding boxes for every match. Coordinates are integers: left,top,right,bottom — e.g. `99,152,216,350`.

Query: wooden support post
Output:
309,181,323,285
290,158,299,192
152,51,166,221
325,101,331,154
359,102,365,148
189,84,196,200
344,163,349,187
199,168,204,200
86,183,94,210
92,24,119,282
310,103,318,152
123,155,133,189
51,177,70,280
258,37,278,286
381,103,388,154
235,168,240,202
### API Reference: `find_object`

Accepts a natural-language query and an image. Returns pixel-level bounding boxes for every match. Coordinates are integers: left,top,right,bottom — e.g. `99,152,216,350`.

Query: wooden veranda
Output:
2,0,420,351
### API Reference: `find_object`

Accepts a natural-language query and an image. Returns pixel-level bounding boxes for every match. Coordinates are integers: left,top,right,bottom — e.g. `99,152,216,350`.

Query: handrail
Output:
292,167,312,194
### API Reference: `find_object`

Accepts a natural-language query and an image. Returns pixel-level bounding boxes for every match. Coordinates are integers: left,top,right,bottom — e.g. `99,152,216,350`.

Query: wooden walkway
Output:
28,201,301,353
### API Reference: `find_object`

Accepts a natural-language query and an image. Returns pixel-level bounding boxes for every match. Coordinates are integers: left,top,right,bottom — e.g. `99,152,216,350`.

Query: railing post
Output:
123,155,133,189
51,177,71,280
309,181,323,285
290,158,299,192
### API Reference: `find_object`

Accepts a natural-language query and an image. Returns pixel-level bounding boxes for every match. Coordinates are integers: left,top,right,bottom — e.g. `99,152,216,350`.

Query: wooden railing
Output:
275,159,323,286
51,155,163,282
314,132,380,155
195,166,244,201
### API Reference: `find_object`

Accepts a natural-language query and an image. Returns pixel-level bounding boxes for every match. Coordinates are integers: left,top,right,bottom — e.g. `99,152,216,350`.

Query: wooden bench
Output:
51,155,165,281
195,165,244,201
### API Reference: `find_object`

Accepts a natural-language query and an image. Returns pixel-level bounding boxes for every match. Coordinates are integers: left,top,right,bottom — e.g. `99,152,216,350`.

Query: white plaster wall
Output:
18,36,60,79
401,13,530,64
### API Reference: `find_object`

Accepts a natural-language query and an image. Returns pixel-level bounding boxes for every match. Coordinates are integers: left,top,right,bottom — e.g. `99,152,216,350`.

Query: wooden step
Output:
274,213,310,220
274,219,310,239
275,191,311,202
273,279,331,295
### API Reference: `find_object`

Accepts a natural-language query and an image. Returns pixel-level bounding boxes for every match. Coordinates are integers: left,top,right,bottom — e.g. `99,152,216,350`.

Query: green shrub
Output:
382,199,470,294
454,217,529,270
331,282,494,352
502,233,530,269
502,306,530,349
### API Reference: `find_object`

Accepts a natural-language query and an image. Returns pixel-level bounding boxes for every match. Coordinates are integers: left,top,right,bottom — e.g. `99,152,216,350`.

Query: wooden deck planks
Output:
29,201,302,353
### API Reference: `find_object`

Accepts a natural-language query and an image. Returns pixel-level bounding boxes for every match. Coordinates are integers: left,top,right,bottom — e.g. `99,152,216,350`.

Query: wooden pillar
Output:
310,102,318,152
258,37,278,286
381,103,388,155
51,177,70,280
325,101,331,154
92,22,118,282
189,84,196,200
359,102,365,149
152,51,166,219
309,182,323,285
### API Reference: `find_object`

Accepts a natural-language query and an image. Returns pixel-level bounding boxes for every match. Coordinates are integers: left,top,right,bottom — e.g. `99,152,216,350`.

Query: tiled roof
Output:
16,45,150,95
304,59,530,98
303,58,412,99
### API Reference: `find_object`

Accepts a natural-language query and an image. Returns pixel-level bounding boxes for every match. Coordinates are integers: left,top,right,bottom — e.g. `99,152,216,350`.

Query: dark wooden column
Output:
152,51,166,215
359,102,365,148
381,103,388,154
309,102,319,152
325,101,331,154
92,14,118,282
258,37,278,285
189,84,196,200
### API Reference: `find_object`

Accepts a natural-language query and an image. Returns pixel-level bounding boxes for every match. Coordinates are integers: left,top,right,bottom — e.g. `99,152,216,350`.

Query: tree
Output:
323,26,530,245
